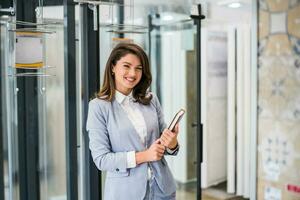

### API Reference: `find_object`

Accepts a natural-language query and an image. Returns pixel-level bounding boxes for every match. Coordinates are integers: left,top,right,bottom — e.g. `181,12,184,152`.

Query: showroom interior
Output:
0,0,300,200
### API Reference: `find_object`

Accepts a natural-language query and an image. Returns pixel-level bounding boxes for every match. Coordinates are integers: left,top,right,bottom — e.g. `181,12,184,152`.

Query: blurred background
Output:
0,0,299,200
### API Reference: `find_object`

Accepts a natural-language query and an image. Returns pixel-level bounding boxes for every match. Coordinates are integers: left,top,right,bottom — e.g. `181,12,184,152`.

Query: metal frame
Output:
0,20,4,200
118,0,124,38
16,0,40,199
250,1,258,200
0,0,14,16
42,0,63,6
190,4,205,200
148,14,162,101
63,0,78,199
153,25,161,101
0,0,13,10
80,4,101,200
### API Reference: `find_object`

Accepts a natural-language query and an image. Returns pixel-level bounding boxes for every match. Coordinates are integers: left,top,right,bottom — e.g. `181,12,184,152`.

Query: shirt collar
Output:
115,90,134,104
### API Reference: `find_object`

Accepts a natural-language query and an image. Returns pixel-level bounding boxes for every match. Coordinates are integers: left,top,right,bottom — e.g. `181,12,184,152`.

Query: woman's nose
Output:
128,68,136,76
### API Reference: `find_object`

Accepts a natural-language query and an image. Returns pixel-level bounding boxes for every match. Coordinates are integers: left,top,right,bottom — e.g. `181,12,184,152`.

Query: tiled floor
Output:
4,177,247,200
4,188,246,200
177,189,247,200
176,182,248,200
177,189,217,200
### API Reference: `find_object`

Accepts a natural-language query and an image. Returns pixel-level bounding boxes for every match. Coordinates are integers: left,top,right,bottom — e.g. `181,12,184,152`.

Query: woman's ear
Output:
111,65,115,75
111,65,115,73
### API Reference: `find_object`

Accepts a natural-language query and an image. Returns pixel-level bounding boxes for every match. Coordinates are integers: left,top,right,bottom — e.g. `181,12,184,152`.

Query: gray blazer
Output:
86,93,178,200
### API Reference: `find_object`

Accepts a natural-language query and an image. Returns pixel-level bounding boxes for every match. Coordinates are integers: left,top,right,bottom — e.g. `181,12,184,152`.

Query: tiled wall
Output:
258,0,300,199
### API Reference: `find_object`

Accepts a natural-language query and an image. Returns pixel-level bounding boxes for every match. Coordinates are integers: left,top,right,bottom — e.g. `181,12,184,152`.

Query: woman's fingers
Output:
160,132,174,145
164,129,177,137
159,136,169,147
173,124,179,133
157,144,165,152
155,138,161,144
159,137,165,146
156,148,164,156
160,134,168,142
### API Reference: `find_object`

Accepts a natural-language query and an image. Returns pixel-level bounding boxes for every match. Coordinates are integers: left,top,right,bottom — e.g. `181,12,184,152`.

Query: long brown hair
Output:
97,43,152,105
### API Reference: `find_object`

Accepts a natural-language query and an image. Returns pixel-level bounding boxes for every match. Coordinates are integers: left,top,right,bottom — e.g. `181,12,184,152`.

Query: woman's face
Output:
112,53,143,95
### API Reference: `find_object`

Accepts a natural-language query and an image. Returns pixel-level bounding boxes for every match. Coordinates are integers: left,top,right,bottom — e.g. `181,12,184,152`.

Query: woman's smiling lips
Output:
124,77,136,83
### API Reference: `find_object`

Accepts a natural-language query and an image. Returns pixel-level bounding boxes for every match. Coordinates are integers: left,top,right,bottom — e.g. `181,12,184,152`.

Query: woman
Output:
86,43,179,200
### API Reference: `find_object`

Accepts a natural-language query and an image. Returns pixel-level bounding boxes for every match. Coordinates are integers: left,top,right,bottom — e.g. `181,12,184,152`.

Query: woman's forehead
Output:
118,54,141,64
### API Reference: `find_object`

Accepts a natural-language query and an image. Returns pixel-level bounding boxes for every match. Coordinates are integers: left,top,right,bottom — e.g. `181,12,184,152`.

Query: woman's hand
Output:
135,139,165,164
160,124,179,149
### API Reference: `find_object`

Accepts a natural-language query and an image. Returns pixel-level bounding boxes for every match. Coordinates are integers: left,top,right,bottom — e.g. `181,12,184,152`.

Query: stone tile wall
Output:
258,0,300,199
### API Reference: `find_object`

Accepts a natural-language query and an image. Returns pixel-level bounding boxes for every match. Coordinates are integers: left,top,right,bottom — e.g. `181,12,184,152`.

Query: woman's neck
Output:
116,89,132,96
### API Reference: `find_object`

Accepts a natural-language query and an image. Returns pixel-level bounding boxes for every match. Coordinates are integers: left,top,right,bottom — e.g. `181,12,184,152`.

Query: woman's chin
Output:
124,83,137,89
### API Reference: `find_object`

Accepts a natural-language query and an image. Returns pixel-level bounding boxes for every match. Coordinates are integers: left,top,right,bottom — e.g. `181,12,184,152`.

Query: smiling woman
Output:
112,54,143,95
97,43,152,105
87,42,180,200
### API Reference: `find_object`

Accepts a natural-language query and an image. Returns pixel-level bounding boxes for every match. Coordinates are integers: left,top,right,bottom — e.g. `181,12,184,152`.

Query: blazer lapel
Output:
137,104,156,148
112,100,145,150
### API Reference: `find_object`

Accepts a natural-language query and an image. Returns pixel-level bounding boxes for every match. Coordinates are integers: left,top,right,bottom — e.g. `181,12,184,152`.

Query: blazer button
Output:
116,168,119,172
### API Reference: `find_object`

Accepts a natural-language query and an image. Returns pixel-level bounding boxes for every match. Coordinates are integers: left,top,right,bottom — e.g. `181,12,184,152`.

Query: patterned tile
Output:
259,11,270,39
258,120,300,180
290,36,300,55
264,34,292,56
259,56,298,119
270,12,287,34
281,94,300,121
287,5,300,38
259,0,268,11
258,1,300,199
258,39,268,57
266,0,289,12
293,56,300,82
289,0,300,7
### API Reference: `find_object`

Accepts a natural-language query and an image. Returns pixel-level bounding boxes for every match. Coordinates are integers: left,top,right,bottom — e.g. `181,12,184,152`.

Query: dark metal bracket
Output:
190,4,205,200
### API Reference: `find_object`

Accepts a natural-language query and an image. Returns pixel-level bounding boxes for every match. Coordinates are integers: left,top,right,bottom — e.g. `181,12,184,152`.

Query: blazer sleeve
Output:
86,99,128,172
152,93,179,156
151,93,167,134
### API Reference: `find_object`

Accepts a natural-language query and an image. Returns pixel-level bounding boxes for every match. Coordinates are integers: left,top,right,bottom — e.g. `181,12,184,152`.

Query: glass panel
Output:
1,17,11,200
150,18,198,200
1,16,21,200
40,5,82,200
1,12,69,200
37,21,67,200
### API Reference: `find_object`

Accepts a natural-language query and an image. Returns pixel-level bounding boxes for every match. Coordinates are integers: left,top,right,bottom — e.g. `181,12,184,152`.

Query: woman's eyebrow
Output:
122,62,132,65
123,61,142,67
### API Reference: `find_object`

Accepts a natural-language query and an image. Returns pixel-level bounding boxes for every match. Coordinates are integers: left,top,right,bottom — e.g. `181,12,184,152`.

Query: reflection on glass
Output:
1,16,68,200
1,16,21,200
1,18,11,200
154,22,198,200
38,22,67,200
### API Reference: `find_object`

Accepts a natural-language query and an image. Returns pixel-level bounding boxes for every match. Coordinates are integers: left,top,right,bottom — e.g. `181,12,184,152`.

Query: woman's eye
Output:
123,65,130,68
136,67,142,71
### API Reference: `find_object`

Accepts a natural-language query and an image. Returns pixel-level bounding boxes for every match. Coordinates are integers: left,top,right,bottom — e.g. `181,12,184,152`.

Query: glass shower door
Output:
150,17,199,200
0,16,20,200
0,16,68,200
37,20,68,200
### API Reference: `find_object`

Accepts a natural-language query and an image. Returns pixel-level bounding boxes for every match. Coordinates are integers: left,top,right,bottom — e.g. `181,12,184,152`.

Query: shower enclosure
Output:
0,1,205,199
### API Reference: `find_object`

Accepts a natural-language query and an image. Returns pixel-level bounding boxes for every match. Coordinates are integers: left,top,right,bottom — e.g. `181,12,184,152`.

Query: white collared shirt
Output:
115,91,147,169
115,90,177,173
